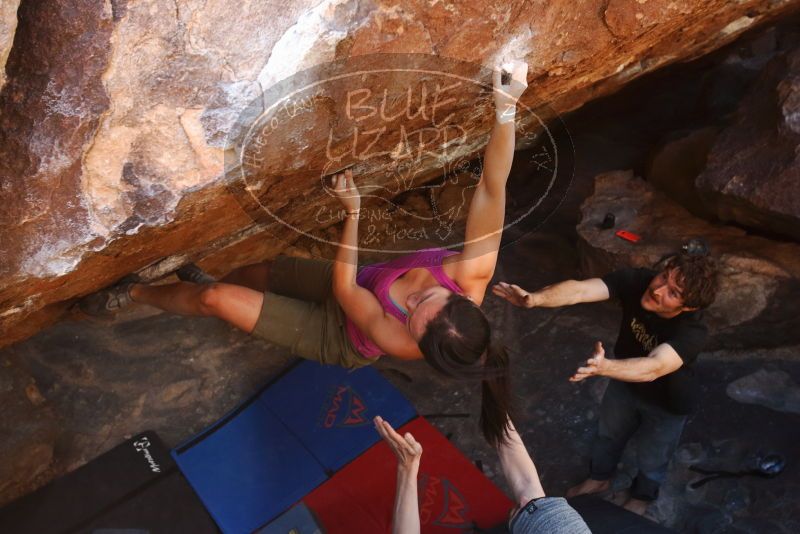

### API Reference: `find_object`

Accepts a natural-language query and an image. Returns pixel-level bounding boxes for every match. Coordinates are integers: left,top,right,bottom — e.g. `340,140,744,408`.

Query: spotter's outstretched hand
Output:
374,415,422,471
570,341,607,382
492,281,534,308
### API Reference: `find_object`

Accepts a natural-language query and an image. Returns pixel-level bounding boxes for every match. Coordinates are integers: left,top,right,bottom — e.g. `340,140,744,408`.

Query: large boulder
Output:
696,45,800,240
0,0,19,91
646,127,719,218
577,171,800,350
2,0,800,349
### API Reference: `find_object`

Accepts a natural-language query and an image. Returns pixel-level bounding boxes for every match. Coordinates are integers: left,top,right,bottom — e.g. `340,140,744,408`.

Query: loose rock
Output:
726,368,800,414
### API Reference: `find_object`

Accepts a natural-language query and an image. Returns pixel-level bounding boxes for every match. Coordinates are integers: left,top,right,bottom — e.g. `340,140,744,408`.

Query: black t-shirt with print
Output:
601,268,707,414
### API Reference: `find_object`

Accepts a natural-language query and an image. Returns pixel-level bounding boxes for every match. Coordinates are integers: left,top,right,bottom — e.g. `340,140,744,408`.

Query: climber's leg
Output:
130,282,263,333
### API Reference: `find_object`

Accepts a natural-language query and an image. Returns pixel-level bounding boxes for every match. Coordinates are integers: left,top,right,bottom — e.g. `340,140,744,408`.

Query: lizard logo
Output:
418,474,471,529
227,54,573,258
320,385,370,428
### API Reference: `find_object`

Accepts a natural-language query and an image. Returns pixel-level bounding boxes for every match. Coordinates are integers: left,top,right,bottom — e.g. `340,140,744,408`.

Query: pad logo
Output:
132,436,162,473
319,385,370,428
418,474,471,528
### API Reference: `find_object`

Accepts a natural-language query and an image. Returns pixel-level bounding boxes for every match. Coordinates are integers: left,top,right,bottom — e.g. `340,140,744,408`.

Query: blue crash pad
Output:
173,398,327,534
254,502,322,534
261,360,417,471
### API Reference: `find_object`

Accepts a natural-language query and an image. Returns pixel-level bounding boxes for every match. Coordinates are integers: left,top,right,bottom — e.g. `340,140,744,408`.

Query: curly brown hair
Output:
664,252,720,309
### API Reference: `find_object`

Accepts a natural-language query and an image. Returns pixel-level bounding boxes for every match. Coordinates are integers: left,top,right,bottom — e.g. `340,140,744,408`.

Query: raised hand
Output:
374,415,422,472
331,168,360,214
570,341,607,382
493,59,528,124
492,281,534,308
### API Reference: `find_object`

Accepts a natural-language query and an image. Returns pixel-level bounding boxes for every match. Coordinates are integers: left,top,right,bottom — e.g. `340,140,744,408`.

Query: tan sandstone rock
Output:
2,0,800,348
0,0,19,91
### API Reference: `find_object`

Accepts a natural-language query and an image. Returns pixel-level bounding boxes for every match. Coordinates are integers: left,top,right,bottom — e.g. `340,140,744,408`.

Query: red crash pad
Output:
304,417,513,533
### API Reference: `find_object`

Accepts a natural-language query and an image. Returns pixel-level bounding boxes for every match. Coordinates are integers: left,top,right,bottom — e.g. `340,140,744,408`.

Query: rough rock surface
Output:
727,368,800,414
3,44,800,525
3,0,800,349
0,358,58,503
4,231,799,530
0,0,19,91
576,171,800,349
696,45,800,240
646,127,718,218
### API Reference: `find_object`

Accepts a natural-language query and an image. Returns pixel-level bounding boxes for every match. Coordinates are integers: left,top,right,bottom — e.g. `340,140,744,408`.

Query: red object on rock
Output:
615,230,641,243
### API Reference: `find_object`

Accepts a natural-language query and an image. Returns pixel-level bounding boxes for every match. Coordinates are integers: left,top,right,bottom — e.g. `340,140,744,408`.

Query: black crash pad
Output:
0,431,218,534
568,495,676,533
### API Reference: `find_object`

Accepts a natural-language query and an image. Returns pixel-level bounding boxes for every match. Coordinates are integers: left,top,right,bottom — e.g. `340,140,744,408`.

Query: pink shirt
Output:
345,248,464,358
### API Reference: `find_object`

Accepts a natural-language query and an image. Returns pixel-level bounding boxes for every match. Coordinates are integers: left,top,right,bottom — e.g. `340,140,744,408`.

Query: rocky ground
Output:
2,232,799,533
2,17,800,534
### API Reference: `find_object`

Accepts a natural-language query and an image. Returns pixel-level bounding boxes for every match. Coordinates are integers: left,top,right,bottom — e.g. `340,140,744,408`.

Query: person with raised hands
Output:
374,416,424,534
374,415,590,533
493,251,719,514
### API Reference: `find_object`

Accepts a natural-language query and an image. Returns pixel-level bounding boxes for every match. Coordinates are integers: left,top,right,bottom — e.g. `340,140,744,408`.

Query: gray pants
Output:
590,380,687,501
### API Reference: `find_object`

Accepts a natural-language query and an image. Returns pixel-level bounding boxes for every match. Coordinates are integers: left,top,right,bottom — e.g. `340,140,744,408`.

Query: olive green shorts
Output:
251,256,375,369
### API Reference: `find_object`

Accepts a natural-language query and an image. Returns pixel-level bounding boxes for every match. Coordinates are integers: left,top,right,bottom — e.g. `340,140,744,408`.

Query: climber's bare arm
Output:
447,61,528,299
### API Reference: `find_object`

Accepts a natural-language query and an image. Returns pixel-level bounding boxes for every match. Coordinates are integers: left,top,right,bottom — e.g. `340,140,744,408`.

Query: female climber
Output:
82,60,529,445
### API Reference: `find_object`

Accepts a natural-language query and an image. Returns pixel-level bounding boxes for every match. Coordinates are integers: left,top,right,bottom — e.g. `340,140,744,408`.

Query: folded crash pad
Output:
261,360,417,472
77,469,219,534
305,417,513,533
172,399,327,534
254,502,323,534
0,431,216,534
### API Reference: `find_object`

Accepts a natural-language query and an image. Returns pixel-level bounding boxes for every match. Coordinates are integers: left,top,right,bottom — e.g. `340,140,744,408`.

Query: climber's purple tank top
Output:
345,248,464,358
